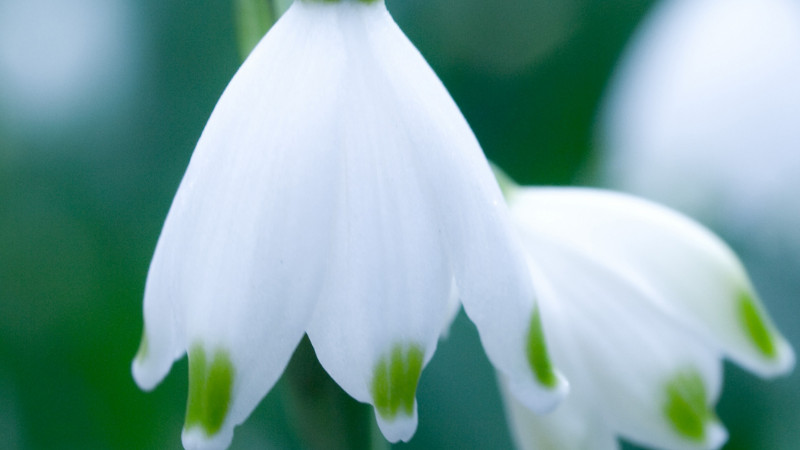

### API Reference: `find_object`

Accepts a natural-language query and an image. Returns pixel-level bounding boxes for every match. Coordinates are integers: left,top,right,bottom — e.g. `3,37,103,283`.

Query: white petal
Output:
510,188,794,378
500,376,620,450
440,278,461,339
300,2,453,442
520,224,727,449
134,3,350,447
446,192,568,415
349,0,568,414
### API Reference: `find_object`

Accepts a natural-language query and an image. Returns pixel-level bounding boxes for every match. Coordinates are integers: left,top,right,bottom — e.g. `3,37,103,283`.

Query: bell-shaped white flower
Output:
498,184,794,450
131,1,565,448
599,0,800,256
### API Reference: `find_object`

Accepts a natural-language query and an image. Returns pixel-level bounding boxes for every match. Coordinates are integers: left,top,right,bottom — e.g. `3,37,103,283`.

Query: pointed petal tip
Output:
181,426,234,450
131,355,173,392
666,419,729,450
733,289,796,378
373,406,418,443
130,331,182,392
366,342,425,442
705,420,728,450
757,338,796,379
507,370,569,415
779,340,797,373
131,359,156,392
131,329,160,391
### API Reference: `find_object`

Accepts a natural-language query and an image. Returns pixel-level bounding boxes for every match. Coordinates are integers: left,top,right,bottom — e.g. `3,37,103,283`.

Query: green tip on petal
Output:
185,343,235,437
738,291,778,359
135,328,149,362
526,307,558,389
371,343,424,421
664,368,714,442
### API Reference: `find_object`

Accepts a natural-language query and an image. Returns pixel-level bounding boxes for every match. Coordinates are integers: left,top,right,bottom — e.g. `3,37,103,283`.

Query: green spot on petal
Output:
371,343,424,421
185,345,208,429
185,343,235,437
738,291,778,359
135,328,149,362
664,369,713,441
526,307,558,388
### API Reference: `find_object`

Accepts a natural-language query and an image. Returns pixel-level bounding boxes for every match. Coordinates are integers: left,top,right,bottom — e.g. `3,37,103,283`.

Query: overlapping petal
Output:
134,4,349,448
303,0,565,438
512,188,794,376
501,186,793,450
133,0,564,448
354,0,568,415
304,8,453,437
501,378,619,450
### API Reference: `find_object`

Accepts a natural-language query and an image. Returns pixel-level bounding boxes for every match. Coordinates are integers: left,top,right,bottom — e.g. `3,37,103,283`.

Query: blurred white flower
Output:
499,184,794,450
0,0,138,132
132,1,565,449
599,0,800,258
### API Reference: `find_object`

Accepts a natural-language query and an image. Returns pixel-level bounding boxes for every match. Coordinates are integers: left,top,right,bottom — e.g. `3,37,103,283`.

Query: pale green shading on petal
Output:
738,291,778,359
135,328,148,362
663,368,713,441
185,343,235,437
371,343,424,421
185,345,207,429
489,162,519,201
526,307,558,388
234,0,276,60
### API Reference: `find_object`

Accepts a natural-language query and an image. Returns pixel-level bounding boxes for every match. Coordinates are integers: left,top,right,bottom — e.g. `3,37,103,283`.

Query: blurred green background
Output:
0,0,797,448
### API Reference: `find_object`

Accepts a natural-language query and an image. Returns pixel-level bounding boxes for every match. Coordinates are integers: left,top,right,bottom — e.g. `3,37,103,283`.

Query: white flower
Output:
131,1,565,449
599,0,800,256
498,184,794,450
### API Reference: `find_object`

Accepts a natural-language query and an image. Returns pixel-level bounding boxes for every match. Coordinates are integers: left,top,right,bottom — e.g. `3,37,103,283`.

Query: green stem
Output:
233,0,277,60
282,336,388,450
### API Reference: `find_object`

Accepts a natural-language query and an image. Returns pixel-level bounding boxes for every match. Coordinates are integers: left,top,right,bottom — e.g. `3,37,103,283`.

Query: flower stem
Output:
283,336,389,450
233,0,278,60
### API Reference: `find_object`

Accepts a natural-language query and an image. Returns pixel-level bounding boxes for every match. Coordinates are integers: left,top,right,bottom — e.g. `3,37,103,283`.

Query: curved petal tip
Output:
704,421,729,450
507,371,569,415
131,329,179,392
131,359,160,392
368,343,424,442
766,338,796,378
735,289,796,378
374,406,418,443
181,427,234,450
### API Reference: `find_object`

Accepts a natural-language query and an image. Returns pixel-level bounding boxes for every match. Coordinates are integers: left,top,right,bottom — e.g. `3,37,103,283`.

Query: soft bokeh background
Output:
0,0,796,448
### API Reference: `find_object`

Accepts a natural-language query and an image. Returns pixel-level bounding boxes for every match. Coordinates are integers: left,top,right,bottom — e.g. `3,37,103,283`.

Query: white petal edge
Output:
519,224,728,450
302,2,455,442
354,0,568,414
499,375,620,450
509,187,794,378
135,3,351,447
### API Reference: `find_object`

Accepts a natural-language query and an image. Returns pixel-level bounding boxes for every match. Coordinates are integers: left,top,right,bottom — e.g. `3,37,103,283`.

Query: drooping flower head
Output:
132,1,565,448
495,180,794,450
